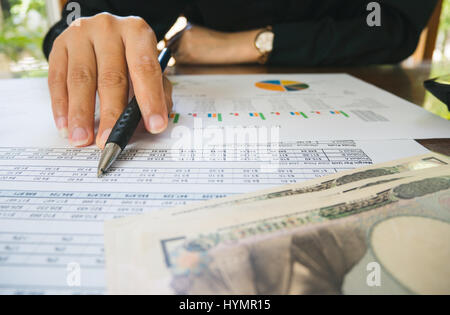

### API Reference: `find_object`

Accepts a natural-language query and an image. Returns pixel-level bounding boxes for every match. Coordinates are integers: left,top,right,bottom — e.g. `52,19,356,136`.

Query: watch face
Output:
256,31,274,53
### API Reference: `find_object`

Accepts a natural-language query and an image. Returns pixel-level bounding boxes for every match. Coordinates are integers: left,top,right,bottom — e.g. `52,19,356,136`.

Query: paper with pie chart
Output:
167,74,450,141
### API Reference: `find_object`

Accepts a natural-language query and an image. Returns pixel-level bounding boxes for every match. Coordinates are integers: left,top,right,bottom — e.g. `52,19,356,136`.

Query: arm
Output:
268,0,438,66
43,0,184,59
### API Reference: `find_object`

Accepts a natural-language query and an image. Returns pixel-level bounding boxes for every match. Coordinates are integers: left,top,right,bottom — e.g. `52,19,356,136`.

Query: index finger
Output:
121,18,168,134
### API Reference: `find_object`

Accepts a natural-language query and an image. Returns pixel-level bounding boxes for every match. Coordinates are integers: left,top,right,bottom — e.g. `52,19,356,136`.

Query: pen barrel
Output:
104,48,171,152
106,97,142,150
158,47,171,70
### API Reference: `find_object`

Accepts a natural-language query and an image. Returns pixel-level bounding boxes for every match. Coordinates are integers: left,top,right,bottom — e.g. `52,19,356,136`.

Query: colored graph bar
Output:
208,113,212,118
300,112,308,118
254,113,259,117
290,112,295,116
235,113,239,116
218,113,222,122
173,113,180,123
295,112,300,116
259,113,266,120
170,113,175,119
340,110,349,117
193,113,197,117
213,113,217,118
330,111,335,114
249,113,254,117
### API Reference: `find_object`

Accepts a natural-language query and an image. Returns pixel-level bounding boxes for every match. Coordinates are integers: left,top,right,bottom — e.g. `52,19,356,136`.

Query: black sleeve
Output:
43,0,185,59
268,0,438,66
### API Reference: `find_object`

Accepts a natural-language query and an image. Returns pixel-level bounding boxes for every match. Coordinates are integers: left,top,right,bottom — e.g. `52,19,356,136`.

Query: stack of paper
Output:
0,74,448,294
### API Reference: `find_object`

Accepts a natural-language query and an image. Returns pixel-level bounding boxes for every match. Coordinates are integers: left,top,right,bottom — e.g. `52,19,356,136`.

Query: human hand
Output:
48,13,173,149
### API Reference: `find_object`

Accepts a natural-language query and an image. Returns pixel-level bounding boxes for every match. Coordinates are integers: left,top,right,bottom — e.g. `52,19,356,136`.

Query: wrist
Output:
222,29,262,64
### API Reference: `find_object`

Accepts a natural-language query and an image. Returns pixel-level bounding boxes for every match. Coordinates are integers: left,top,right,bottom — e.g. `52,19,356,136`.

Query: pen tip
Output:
97,169,103,178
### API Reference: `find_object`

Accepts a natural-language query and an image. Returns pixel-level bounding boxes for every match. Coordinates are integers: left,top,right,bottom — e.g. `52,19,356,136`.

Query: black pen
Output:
97,47,172,177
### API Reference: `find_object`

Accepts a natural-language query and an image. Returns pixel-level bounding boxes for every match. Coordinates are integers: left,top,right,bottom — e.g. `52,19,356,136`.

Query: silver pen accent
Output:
97,143,122,177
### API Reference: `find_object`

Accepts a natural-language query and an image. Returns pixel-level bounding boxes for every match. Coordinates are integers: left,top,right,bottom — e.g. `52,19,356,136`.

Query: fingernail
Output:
56,117,68,139
148,114,166,134
99,128,112,148
70,127,89,147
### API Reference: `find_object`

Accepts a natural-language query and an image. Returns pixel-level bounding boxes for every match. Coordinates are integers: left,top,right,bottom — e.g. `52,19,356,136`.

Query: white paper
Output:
0,75,433,294
1,74,449,145
167,74,450,140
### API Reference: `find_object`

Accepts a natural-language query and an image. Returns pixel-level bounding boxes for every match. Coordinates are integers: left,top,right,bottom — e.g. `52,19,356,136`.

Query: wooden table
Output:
170,62,450,156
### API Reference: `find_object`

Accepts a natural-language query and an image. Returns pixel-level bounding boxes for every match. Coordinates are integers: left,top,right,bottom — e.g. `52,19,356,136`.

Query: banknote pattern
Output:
170,155,447,216
169,176,450,250
166,175,450,294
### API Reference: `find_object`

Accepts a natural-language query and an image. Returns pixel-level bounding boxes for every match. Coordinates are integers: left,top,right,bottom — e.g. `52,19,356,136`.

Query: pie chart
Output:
255,80,309,92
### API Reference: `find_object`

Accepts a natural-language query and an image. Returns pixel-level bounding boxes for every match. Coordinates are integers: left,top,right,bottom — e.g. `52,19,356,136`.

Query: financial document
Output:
0,74,438,294
169,74,450,140
1,75,449,145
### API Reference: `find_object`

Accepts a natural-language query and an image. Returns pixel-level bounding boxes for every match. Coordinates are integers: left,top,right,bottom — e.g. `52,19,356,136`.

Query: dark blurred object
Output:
424,75,450,110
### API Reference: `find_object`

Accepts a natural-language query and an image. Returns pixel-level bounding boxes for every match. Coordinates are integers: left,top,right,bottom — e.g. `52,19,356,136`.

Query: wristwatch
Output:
254,26,274,64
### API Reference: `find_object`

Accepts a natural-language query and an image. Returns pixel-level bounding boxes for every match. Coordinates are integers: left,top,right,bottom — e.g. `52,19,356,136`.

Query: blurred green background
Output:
0,0,49,77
